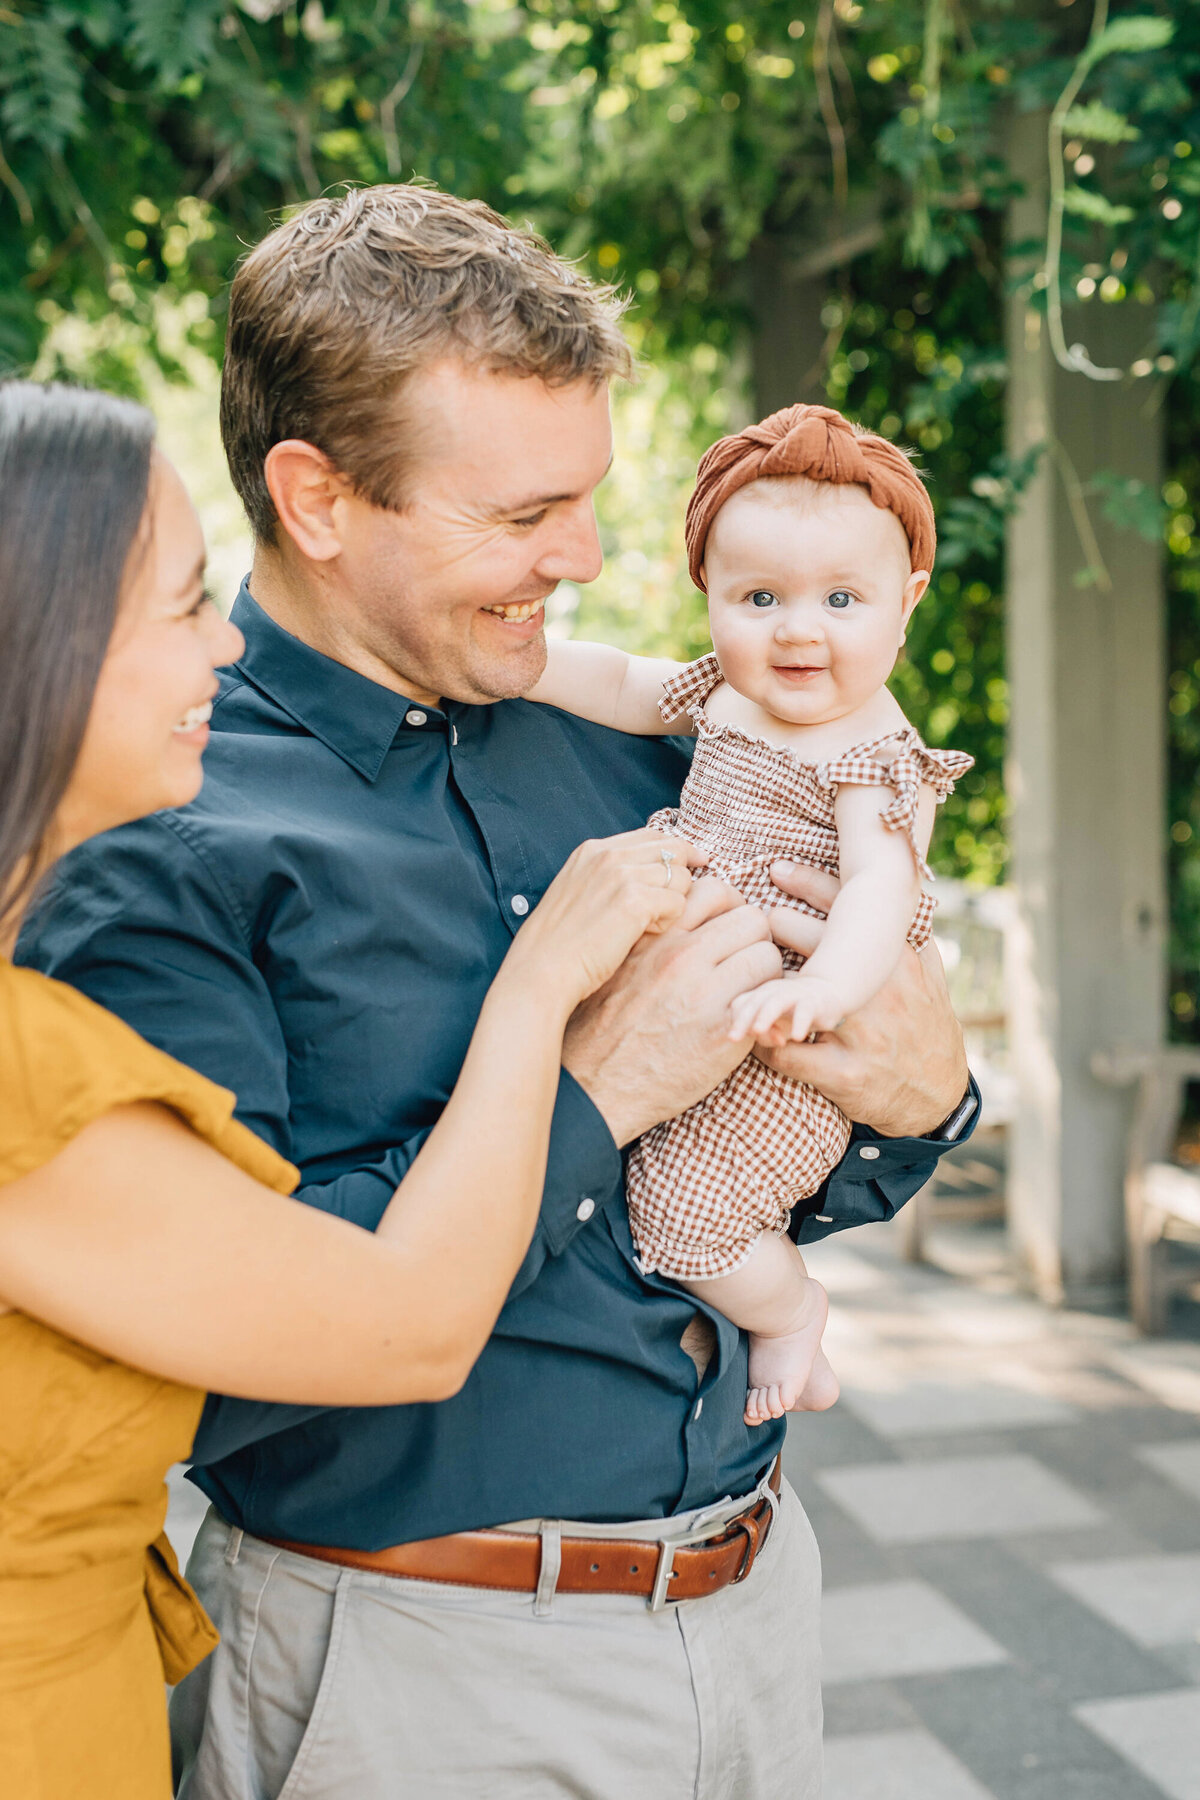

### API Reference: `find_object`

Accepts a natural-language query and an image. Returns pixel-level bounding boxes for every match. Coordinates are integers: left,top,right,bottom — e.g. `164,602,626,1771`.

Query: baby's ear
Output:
900,568,931,635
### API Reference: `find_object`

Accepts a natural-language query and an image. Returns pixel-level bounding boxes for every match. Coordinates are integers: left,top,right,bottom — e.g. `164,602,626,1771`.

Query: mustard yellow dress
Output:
0,958,298,1800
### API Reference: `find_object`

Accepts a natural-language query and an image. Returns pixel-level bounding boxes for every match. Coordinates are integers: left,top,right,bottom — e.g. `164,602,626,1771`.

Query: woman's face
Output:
54,454,244,852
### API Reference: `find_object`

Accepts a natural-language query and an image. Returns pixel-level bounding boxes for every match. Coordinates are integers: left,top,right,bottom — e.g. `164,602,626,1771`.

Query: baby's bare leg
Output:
683,1232,840,1426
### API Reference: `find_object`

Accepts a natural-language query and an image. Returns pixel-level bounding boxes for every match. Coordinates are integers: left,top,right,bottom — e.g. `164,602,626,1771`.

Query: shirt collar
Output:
229,583,442,782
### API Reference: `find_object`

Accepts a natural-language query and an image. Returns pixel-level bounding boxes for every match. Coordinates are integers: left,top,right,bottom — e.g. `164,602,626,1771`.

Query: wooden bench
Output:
1093,1046,1200,1334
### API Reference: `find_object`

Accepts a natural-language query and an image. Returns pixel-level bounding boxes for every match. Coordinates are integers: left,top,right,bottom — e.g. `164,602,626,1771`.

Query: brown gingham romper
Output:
626,653,974,1281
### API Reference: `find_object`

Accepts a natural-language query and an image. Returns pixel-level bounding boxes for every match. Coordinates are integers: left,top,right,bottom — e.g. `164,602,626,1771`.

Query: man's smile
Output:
482,599,546,623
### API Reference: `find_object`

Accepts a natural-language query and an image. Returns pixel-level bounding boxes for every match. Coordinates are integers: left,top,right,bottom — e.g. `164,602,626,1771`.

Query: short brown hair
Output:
221,184,634,540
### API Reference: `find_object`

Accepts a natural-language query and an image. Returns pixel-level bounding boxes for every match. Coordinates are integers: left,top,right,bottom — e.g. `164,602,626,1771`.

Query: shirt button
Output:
693,1398,704,1421
405,709,427,727
858,1145,881,1161
576,1197,595,1222
511,894,530,917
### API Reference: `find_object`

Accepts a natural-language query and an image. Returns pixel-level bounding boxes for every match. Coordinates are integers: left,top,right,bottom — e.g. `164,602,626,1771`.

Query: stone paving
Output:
165,1217,1200,1797
784,1219,1200,1800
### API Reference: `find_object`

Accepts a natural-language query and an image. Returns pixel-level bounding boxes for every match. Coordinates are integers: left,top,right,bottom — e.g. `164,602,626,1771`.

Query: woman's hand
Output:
508,829,706,1010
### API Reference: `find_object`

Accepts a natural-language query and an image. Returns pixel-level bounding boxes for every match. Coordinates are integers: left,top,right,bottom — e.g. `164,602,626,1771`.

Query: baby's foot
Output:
744,1281,840,1425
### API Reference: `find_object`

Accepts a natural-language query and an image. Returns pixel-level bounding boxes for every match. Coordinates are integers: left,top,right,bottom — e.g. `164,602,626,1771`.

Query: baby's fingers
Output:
729,980,794,1042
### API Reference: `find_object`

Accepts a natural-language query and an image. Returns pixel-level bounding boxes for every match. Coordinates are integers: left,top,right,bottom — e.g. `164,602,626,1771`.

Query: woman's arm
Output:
729,784,936,1046
526,641,690,734
0,829,700,1405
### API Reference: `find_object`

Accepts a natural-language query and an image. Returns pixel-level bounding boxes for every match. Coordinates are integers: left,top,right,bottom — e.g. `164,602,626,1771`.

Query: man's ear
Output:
898,568,930,642
263,440,349,564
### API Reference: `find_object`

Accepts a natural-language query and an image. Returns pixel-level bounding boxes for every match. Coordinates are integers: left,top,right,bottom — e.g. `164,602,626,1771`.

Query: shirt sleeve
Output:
789,1076,982,1244
17,814,627,1443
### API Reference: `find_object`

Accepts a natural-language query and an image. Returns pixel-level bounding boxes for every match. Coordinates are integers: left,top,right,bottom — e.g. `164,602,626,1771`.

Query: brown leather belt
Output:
265,1460,781,1613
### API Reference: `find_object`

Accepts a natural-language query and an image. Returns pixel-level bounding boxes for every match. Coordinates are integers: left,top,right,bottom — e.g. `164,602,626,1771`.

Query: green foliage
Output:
1081,14,1174,67
1,0,1198,928
1061,184,1134,225
1060,100,1139,144
125,0,225,87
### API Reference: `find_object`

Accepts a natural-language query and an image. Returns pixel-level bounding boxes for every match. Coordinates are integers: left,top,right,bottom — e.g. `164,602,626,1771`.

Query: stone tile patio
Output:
164,1212,1200,1797
784,1218,1200,1800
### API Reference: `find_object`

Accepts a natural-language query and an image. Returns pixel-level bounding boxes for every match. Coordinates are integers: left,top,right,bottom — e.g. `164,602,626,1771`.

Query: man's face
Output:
331,361,613,706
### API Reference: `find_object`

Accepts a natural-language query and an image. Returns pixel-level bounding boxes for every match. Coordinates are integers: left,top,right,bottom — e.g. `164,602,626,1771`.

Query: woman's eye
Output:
188,587,216,618
512,510,548,530
748,590,778,609
826,589,855,610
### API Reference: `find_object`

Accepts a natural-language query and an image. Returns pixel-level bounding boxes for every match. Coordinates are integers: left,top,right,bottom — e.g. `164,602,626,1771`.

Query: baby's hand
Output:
728,975,848,1048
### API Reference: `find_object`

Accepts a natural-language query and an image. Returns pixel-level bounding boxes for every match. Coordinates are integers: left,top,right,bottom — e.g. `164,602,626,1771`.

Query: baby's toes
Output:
744,1387,768,1427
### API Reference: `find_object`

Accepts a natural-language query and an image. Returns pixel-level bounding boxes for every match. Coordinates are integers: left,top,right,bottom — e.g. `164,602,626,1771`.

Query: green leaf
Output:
126,0,225,89
0,15,84,153
1090,471,1168,542
1060,101,1139,144
1061,185,1135,226
1082,16,1174,69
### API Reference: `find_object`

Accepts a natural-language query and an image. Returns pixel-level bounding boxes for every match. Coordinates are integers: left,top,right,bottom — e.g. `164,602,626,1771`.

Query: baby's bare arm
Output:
730,784,935,1043
793,782,931,1011
526,640,689,734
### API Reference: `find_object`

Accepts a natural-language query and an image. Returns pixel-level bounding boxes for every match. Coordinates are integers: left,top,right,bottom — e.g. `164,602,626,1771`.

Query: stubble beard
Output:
455,626,550,705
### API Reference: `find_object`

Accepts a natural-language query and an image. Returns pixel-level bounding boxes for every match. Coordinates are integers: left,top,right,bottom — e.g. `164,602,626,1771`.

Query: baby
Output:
528,403,972,1426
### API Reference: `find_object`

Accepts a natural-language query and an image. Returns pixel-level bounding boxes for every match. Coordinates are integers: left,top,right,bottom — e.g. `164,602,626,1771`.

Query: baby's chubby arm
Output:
526,641,691,735
729,783,936,1047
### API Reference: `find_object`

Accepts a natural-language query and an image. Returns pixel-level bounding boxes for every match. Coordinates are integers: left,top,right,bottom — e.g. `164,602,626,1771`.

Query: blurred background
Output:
6,4,1200,1792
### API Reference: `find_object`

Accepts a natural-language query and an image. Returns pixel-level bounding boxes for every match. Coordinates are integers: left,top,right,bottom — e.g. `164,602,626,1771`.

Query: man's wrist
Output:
922,1085,978,1143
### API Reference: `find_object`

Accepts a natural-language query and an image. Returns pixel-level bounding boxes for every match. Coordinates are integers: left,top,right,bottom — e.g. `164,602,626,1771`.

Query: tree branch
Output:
380,41,424,177
813,0,847,218
1042,0,1123,381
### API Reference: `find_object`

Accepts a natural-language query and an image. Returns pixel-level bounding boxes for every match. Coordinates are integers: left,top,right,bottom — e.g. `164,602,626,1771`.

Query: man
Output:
21,186,976,1799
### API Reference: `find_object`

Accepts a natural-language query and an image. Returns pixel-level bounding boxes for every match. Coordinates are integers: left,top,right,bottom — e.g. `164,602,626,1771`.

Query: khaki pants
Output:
171,1479,823,1800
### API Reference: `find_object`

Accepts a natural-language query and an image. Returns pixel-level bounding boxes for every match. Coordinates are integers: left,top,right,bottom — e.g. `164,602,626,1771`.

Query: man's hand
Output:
755,861,968,1138
562,877,782,1147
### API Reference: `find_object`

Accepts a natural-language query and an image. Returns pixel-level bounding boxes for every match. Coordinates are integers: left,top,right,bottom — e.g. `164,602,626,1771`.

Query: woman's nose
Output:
208,610,245,670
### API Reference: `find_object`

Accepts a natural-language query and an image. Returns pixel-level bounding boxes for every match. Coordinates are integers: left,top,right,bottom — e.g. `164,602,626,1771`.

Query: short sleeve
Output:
658,653,724,725
0,962,297,1195
815,734,974,879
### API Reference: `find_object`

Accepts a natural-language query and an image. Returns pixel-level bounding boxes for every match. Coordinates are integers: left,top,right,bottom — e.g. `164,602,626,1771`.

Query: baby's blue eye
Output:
749,590,778,608
826,589,855,610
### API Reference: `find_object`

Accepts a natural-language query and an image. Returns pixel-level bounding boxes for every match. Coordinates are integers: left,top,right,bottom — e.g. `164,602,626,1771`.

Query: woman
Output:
0,381,698,1797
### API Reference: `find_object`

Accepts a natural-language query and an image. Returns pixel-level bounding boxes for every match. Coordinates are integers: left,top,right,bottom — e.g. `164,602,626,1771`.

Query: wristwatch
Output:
925,1085,979,1143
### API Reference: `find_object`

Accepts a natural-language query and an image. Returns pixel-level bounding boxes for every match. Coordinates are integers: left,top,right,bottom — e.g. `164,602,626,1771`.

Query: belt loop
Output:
534,1519,561,1618
224,1525,244,1567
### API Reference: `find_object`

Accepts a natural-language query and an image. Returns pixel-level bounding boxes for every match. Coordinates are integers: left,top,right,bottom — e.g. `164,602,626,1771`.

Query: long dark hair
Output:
0,381,156,932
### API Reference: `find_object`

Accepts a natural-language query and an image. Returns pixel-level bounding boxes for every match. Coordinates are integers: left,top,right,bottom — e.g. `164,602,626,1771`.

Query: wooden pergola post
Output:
1005,115,1168,1303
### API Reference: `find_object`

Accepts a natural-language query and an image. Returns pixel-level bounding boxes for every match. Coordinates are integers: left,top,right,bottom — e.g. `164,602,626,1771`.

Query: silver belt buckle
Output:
647,1501,743,1613
648,1472,779,1613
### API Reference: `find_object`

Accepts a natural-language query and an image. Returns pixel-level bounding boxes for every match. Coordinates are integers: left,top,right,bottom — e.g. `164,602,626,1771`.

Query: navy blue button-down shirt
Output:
19,586,972,1548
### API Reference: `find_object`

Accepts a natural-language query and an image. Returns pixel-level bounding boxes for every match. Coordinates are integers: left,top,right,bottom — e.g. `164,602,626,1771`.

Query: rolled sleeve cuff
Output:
537,1068,624,1255
791,1075,982,1244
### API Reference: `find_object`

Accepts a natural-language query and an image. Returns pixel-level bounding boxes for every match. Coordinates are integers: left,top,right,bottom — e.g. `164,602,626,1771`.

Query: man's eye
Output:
748,590,778,608
826,589,855,610
188,587,216,618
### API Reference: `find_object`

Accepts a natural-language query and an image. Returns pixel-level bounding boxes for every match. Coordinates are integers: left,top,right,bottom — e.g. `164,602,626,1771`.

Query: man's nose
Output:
539,501,603,586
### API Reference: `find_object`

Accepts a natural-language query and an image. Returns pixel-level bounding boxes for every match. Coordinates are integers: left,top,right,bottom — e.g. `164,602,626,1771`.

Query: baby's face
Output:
703,478,928,728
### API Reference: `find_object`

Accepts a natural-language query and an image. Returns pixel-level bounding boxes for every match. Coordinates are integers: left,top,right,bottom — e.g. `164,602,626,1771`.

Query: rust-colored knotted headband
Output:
684,402,935,593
